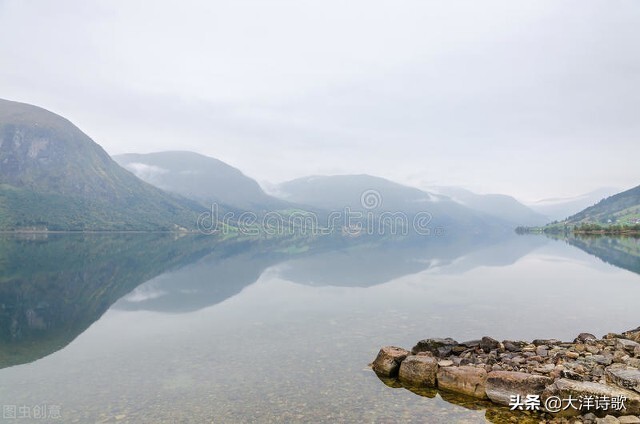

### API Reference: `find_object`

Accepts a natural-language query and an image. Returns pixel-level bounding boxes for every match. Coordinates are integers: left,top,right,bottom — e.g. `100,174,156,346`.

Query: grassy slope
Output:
0,99,205,231
565,185,640,226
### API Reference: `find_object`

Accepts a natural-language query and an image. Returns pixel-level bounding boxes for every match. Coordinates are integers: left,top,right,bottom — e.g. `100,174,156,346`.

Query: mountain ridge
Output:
274,174,512,235
114,150,294,212
0,99,205,231
563,184,640,226
429,186,547,226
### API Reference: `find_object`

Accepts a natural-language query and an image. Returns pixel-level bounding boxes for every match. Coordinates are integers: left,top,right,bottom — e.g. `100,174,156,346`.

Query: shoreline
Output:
372,327,640,423
516,227,640,237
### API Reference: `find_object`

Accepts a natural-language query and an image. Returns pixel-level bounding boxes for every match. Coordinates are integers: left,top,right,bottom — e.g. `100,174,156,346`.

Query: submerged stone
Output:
543,379,640,417
437,365,488,399
486,371,552,406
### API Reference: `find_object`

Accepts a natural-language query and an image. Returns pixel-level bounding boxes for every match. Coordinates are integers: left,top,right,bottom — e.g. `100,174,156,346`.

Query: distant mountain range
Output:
2,98,627,232
0,99,204,231
525,187,620,222
274,174,511,235
429,186,547,226
114,151,292,212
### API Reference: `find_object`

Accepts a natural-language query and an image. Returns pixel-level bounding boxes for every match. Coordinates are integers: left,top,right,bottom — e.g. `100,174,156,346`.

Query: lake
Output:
0,233,639,423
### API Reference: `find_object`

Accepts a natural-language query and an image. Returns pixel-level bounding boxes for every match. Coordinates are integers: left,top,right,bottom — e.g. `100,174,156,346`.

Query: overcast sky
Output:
1,0,639,201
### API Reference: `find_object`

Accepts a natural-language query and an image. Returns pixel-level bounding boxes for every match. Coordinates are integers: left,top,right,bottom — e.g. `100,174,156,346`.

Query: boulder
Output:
617,339,640,354
398,355,438,387
486,371,553,406
480,336,499,353
618,416,640,424
503,340,527,352
590,355,614,366
598,417,621,424
372,346,409,377
606,364,640,393
533,339,562,346
411,338,458,357
576,333,598,343
567,351,580,359
622,327,640,343
542,379,640,417
437,365,488,399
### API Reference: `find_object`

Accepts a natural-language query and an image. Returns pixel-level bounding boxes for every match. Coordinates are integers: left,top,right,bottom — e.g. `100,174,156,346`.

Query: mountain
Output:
562,184,640,226
274,174,510,235
275,174,456,214
114,151,292,211
525,187,620,222
0,99,205,231
429,186,547,226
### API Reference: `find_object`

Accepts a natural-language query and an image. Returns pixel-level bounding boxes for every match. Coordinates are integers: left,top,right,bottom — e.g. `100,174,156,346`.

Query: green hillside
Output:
565,184,640,226
522,185,640,235
0,99,206,231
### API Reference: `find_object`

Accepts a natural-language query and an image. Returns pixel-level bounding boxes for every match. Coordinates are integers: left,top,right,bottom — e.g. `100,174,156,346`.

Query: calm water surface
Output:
0,233,639,423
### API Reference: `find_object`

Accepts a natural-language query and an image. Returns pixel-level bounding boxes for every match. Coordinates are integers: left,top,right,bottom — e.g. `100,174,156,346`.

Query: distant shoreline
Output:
516,225,640,236
0,230,202,234
573,229,640,235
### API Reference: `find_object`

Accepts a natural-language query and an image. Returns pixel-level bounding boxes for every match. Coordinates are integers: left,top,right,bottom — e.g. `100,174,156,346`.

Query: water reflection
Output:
376,375,542,424
1,233,638,371
0,233,329,369
556,234,640,275
280,234,549,287
0,233,227,369
0,233,542,369
0,232,638,422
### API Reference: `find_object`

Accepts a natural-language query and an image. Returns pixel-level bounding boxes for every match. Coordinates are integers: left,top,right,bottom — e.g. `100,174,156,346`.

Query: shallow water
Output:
0,233,638,423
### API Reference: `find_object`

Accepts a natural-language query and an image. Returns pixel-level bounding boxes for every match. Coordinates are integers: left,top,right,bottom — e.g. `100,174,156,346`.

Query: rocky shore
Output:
372,327,640,424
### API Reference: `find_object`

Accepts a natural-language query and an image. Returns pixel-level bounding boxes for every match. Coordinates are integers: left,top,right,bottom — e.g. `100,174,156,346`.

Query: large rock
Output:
623,327,640,343
575,333,598,343
503,340,528,352
411,338,458,357
372,346,409,377
617,339,640,354
486,371,553,406
437,365,488,399
398,355,438,387
618,416,640,424
543,379,640,417
627,358,640,369
479,336,499,353
606,365,640,393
